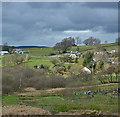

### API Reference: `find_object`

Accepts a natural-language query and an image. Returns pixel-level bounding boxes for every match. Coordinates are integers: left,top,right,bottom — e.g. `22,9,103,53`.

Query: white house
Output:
69,54,77,58
14,49,29,54
94,52,104,55
20,51,29,54
110,50,116,53
83,67,91,74
0,51,10,55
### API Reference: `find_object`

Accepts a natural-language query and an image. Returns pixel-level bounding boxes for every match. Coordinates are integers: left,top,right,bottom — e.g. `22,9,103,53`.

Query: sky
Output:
2,2,118,47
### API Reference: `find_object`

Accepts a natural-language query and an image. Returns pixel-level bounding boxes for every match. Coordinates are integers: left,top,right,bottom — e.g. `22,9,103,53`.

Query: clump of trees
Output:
83,51,94,67
2,42,14,52
2,67,67,95
83,37,101,45
115,37,120,43
2,54,25,66
54,37,75,53
97,65,119,84
2,42,9,51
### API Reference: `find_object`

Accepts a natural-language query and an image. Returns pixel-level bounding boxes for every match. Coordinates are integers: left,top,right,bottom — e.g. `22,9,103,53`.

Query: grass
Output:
2,96,20,105
2,84,119,115
23,43,118,56
23,48,58,56
1,43,118,67
2,94,118,115
26,57,54,68
1,54,27,67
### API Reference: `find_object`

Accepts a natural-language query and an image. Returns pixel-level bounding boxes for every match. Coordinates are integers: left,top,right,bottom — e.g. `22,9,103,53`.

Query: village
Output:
1,40,120,116
1,44,119,75
1,1,119,116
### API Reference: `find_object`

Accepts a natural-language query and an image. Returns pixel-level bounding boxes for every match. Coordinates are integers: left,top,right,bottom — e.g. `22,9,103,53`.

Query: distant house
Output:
69,54,77,58
65,51,81,58
110,50,116,53
83,67,91,74
20,51,29,54
112,57,119,64
94,52,104,55
0,51,10,55
107,58,115,63
64,53,71,55
14,49,29,54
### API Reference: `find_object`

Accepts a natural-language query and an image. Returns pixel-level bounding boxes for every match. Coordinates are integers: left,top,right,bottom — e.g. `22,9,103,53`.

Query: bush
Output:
49,52,56,55
16,56,24,64
2,67,67,94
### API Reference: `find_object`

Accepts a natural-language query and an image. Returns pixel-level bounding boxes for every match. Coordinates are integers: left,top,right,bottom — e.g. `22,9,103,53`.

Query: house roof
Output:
0,51,9,53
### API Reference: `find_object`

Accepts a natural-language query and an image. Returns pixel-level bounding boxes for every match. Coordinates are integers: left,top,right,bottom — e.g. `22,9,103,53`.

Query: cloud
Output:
64,30,91,34
2,2,118,46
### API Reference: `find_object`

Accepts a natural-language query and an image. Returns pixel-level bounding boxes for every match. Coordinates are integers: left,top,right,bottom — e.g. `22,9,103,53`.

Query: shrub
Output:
49,52,56,55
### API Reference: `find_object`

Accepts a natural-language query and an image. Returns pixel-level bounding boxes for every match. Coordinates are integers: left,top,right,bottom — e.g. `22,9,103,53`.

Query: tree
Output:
83,37,101,45
9,46,14,52
95,44,106,52
50,58,59,66
75,57,78,63
104,41,108,44
115,37,120,43
54,66,65,75
2,42,9,51
83,51,93,67
54,37,75,53
114,65,119,81
97,71,108,84
69,64,82,77
99,61,104,70
26,54,31,61
59,55,73,63
16,57,24,64
105,66,116,83
76,37,82,46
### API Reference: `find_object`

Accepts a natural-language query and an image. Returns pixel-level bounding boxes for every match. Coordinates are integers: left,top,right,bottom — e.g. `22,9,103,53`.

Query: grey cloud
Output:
82,2,118,9
2,2,118,46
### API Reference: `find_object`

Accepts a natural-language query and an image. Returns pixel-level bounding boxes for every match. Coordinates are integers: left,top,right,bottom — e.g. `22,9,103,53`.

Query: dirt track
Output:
17,83,119,96
45,83,119,92
2,105,51,115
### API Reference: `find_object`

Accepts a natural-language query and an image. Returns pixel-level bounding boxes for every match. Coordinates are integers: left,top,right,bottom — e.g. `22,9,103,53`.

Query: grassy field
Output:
2,84,119,115
1,43,118,67
26,57,54,68
23,43,118,56
23,48,58,56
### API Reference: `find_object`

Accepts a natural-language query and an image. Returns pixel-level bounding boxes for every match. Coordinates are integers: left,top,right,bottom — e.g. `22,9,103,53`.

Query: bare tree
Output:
104,41,108,44
54,37,75,53
83,37,101,45
76,37,82,46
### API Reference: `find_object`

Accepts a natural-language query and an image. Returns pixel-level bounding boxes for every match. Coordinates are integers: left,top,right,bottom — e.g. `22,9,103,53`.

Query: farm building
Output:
69,54,77,58
94,52,104,55
65,51,81,58
107,58,115,63
0,51,10,55
83,67,91,74
13,49,29,54
110,50,116,53
20,51,29,54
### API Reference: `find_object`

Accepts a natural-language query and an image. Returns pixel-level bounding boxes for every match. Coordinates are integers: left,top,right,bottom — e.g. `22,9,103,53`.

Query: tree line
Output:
54,36,101,53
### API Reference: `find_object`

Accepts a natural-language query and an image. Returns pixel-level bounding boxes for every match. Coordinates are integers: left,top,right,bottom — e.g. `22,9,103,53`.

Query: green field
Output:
2,84,119,115
24,48,58,56
1,43,118,67
23,43,118,56
26,57,54,68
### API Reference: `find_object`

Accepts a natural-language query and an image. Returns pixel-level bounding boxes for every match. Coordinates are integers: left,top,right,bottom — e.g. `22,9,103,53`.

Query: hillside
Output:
23,43,118,56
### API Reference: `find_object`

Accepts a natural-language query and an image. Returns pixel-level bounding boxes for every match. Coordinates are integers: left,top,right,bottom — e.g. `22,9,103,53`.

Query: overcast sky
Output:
2,2,118,46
